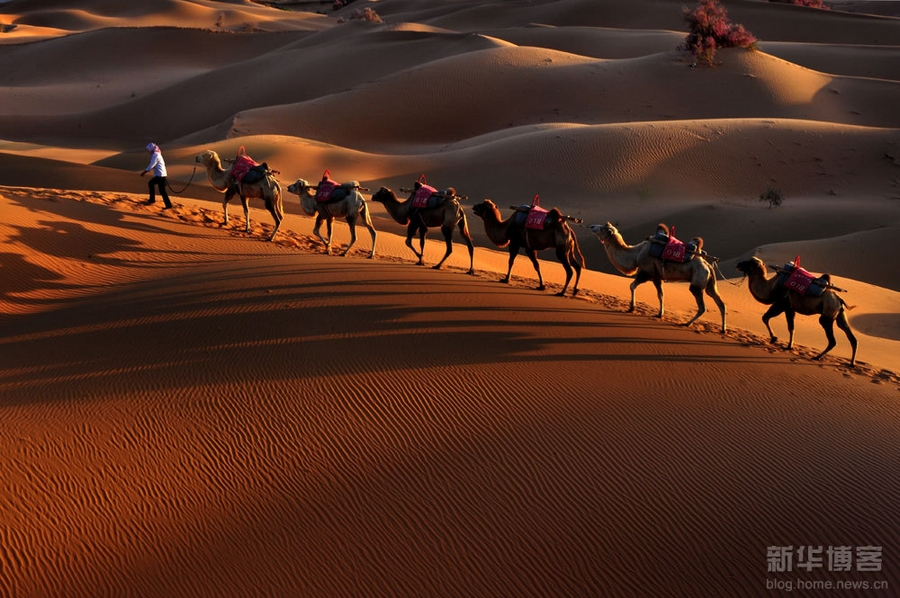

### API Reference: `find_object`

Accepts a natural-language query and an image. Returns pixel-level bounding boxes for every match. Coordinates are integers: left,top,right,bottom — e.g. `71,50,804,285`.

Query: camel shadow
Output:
1,259,788,409
850,313,900,342
0,252,73,307
9,219,147,263
2,202,233,309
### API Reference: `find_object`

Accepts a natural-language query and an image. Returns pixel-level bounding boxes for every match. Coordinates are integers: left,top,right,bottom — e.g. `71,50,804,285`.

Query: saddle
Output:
411,183,439,208
242,163,270,184
513,195,549,230
406,174,458,210
649,226,691,263
230,149,270,184
314,170,358,203
776,257,828,297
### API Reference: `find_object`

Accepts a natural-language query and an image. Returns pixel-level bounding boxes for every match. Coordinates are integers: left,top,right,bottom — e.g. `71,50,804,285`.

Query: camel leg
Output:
813,315,838,361
458,220,475,275
683,284,707,327
417,224,428,265
361,206,377,259
526,249,545,291
325,219,335,254
628,272,652,312
432,224,455,270
568,238,584,296
705,283,727,332
405,222,425,264
342,216,357,257
654,279,665,318
761,302,789,345
222,188,237,226
554,245,573,296
241,195,251,233
313,215,330,254
266,188,284,242
784,308,795,349
762,305,781,343
501,242,520,284
268,211,283,242
836,310,858,366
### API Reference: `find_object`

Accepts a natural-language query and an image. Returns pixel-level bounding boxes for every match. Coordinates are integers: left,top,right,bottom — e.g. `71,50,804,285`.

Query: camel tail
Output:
459,205,472,238
269,176,285,218
567,227,585,268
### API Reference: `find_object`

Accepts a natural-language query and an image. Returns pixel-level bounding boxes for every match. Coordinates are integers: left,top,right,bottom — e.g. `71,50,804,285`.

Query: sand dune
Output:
2,186,898,598
226,46,900,149
1,0,899,596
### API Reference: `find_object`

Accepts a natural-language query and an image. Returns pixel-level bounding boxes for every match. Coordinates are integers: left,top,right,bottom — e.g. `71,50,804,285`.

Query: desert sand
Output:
1,1,899,596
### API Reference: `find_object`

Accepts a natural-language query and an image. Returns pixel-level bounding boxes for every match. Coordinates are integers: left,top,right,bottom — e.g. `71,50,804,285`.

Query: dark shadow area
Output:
851,313,900,342
0,257,785,409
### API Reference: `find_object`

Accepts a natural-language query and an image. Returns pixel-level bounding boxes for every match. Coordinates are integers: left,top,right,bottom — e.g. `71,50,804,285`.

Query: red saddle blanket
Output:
662,236,686,262
525,206,549,230
785,266,816,294
316,178,340,202
524,195,548,229
411,184,438,208
230,154,258,183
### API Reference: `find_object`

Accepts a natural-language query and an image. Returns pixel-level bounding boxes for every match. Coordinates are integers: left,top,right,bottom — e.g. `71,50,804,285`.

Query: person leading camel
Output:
140,143,173,209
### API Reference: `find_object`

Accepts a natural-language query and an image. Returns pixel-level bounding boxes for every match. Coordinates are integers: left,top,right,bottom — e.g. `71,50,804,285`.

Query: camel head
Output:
588,222,619,244
369,187,395,204
287,179,314,196
195,149,220,167
736,256,766,277
471,199,500,220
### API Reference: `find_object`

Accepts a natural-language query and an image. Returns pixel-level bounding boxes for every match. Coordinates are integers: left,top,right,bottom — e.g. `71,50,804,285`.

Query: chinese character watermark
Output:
767,545,882,573
766,545,888,593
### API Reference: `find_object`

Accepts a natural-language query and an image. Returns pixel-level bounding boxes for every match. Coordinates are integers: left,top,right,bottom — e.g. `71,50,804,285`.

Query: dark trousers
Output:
148,176,172,207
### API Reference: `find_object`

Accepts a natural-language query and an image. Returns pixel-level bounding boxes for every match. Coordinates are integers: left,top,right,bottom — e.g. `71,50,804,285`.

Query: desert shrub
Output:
684,0,757,66
349,7,382,23
759,186,784,208
770,0,829,8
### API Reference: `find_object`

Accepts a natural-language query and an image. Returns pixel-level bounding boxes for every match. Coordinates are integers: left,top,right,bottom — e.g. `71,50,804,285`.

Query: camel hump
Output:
545,208,566,227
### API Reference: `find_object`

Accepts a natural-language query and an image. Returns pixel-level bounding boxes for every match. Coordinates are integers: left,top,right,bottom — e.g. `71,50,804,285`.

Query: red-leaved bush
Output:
684,0,758,66
772,0,829,8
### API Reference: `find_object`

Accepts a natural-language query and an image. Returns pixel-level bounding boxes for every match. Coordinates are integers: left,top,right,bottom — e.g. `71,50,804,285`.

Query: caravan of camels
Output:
197,148,859,367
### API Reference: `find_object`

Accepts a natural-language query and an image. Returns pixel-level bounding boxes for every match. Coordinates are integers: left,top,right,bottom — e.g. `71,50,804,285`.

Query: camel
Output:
195,149,284,241
287,179,377,258
370,186,475,274
471,199,584,296
735,257,795,347
588,222,726,331
736,256,858,365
